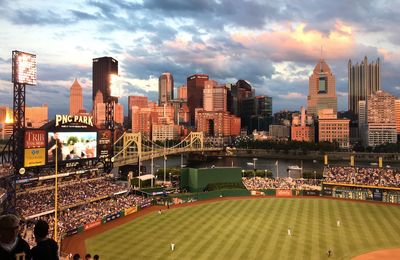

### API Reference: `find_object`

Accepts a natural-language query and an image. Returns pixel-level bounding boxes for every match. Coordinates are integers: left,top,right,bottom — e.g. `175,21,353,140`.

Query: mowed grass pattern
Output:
86,198,400,260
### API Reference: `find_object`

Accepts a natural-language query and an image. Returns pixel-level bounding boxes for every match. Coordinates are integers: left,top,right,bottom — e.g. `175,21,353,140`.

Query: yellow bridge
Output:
112,132,223,167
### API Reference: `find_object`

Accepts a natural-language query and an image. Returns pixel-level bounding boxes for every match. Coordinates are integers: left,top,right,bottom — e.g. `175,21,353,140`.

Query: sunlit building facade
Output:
348,57,380,115
367,90,397,146
69,79,83,115
307,59,337,116
159,72,174,105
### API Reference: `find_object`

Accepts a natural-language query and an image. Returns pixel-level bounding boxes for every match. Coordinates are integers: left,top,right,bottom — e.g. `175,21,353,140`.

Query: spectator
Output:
323,166,400,188
85,253,92,260
31,219,59,260
93,255,99,260
0,214,31,260
73,253,81,260
242,177,321,191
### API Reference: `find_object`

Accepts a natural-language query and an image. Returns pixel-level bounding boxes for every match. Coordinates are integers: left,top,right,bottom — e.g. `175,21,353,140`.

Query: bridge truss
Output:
112,132,222,167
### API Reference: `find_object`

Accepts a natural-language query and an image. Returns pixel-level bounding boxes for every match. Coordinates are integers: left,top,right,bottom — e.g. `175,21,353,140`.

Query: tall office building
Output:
92,57,118,104
307,59,337,116
358,101,367,141
366,90,397,146
93,91,105,128
128,96,149,128
203,80,227,112
187,74,209,126
159,72,174,105
69,79,83,115
395,99,400,135
177,85,187,101
241,96,273,132
348,57,380,115
228,79,254,116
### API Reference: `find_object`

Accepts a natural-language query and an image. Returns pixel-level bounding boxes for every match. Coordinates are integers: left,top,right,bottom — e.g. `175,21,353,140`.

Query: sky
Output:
1,0,400,118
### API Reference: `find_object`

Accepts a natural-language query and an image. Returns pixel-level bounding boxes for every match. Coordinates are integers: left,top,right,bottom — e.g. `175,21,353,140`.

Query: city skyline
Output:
1,1,400,117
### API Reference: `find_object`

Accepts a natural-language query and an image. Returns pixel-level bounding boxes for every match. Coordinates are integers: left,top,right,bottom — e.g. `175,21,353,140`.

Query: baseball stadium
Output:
0,114,400,260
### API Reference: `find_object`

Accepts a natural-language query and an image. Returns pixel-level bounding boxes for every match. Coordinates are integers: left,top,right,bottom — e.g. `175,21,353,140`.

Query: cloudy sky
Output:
1,0,399,117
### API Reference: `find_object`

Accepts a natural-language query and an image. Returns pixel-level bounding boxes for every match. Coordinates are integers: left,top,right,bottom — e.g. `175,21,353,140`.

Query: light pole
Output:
242,169,245,178
313,159,317,184
169,172,172,183
253,158,257,185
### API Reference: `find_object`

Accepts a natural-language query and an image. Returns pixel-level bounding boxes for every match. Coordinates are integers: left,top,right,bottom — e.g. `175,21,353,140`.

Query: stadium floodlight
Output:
12,50,37,85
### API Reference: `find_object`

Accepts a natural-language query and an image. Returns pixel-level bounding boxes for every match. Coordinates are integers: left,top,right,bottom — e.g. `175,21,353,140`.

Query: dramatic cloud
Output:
0,0,399,116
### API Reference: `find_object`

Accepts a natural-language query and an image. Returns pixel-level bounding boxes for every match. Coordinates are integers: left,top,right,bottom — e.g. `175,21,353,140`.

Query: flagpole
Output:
276,160,279,179
54,142,58,242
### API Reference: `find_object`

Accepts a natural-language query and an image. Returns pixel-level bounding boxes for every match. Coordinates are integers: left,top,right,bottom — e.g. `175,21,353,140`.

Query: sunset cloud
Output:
0,0,399,115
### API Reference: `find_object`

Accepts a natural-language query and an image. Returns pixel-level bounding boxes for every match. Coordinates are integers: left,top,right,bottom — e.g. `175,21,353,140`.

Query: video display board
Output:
47,132,97,162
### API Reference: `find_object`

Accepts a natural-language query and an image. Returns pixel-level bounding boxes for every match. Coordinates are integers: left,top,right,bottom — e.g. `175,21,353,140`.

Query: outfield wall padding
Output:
261,189,276,196
197,189,250,200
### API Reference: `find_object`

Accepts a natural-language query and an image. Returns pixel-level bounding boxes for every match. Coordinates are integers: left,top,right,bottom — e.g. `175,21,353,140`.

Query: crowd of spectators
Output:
16,178,129,217
0,164,13,178
324,166,400,187
242,177,321,190
21,193,151,248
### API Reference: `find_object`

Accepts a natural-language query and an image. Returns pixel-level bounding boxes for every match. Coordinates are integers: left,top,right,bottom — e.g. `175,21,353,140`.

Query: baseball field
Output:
84,198,400,259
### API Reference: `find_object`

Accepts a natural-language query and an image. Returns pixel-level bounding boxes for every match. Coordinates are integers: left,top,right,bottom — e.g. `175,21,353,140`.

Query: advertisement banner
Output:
105,211,123,223
24,148,46,167
84,220,101,231
65,227,80,237
24,130,46,148
140,201,152,209
373,188,382,201
302,190,320,196
98,130,112,159
350,155,354,167
322,186,333,196
124,207,138,216
276,189,292,197
250,191,265,196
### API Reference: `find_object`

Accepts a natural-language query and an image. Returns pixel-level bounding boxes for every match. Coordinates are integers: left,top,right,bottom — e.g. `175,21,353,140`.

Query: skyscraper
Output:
187,74,209,126
159,72,174,105
242,96,273,132
395,99,400,135
307,59,337,116
92,57,118,104
228,79,254,116
203,80,227,112
177,85,187,101
366,90,397,146
69,79,83,115
348,57,380,115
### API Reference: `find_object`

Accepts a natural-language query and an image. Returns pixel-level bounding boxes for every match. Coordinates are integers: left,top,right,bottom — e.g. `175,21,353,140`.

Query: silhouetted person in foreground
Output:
0,214,31,260
31,219,59,260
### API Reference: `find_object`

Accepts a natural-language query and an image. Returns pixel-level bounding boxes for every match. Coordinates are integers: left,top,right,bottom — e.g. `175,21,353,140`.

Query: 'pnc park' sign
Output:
55,115,93,127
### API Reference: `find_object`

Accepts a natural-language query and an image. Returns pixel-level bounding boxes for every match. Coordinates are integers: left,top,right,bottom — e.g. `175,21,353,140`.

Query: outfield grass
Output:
86,198,400,260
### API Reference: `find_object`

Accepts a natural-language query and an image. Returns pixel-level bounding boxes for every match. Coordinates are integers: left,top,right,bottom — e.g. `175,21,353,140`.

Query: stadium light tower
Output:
1,51,37,214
